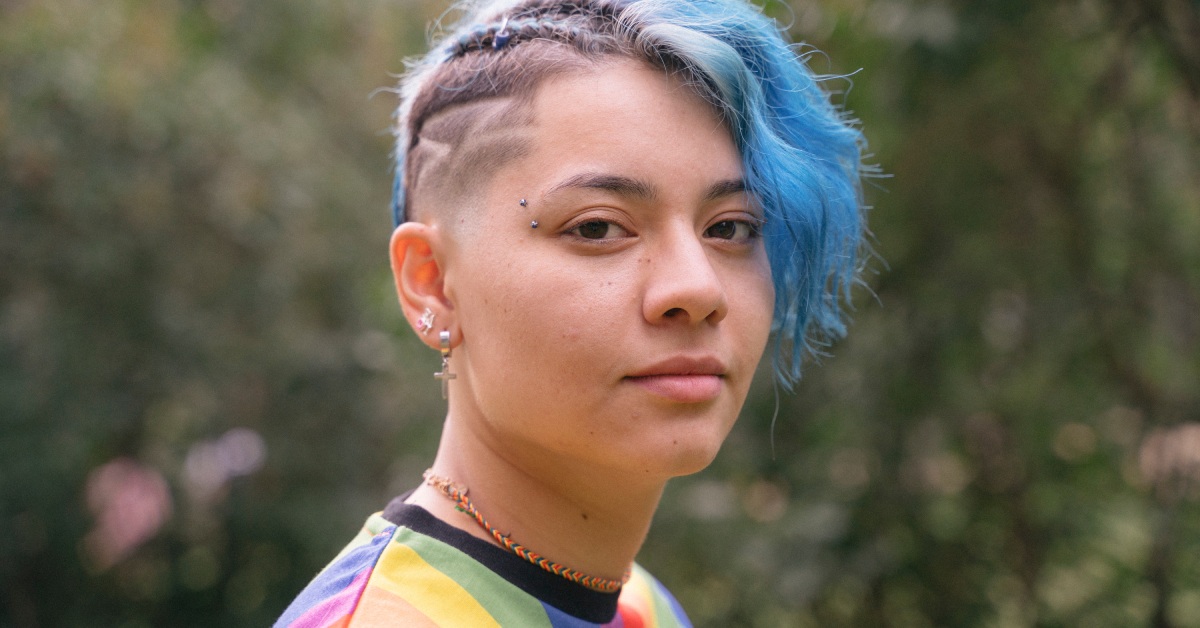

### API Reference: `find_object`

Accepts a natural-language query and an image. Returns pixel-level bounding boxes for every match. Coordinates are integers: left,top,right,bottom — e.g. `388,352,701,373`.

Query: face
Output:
438,60,774,479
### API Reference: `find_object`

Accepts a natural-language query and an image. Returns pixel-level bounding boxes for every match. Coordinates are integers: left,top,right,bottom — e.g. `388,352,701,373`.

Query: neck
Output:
406,413,667,583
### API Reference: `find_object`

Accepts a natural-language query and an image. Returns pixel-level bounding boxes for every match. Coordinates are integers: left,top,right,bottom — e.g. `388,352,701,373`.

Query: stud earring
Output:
416,308,435,335
434,330,456,399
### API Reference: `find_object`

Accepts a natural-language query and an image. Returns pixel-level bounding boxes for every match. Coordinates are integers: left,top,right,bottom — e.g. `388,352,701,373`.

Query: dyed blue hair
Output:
393,0,869,387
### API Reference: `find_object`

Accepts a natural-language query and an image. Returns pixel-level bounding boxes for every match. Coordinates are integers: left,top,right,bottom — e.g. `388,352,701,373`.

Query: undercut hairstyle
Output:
393,0,871,386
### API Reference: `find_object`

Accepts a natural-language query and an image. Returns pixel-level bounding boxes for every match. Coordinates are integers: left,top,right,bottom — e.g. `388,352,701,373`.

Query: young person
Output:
275,0,867,625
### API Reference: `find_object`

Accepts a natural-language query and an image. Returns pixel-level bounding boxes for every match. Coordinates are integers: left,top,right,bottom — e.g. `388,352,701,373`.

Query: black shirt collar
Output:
381,494,621,623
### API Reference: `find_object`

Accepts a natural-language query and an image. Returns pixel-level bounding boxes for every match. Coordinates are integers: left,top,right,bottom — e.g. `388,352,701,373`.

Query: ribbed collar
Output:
381,494,621,623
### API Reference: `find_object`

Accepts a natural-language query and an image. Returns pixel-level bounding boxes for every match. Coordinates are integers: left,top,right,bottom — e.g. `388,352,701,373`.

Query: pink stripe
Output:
600,615,626,628
289,569,372,628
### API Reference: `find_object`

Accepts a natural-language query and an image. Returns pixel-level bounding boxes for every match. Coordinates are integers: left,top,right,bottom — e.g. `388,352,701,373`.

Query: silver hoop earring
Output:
416,308,435,335
434,330,456,399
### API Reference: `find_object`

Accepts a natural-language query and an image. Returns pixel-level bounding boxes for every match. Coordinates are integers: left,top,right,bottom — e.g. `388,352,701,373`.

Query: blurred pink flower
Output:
1139,423,1200,502
183,427,266,503
83,458,172,571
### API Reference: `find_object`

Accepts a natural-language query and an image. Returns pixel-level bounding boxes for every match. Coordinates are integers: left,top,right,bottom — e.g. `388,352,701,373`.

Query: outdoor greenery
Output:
2,0,1198,626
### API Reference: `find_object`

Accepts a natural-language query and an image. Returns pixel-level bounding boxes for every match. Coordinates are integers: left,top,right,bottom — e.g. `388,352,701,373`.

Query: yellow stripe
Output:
369,542,501,627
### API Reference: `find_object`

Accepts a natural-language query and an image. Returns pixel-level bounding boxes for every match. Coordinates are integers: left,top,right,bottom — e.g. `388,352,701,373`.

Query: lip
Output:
624,356,727,403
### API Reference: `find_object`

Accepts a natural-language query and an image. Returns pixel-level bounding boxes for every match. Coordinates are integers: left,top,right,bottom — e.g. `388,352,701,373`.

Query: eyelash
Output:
564,216,763,243
705,218,763,242
568,219,631,241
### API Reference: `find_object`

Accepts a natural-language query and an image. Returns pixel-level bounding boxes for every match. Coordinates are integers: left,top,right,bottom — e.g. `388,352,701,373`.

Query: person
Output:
274,0,867,625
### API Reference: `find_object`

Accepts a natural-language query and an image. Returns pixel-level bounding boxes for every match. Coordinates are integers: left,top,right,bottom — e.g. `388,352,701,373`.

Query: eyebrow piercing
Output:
530,220,539,229
519,198,527,207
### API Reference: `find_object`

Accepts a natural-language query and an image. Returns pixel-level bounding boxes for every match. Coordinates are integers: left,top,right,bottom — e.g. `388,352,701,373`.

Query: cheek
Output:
731,258,776,339
456,256,630,373
754,275,776,336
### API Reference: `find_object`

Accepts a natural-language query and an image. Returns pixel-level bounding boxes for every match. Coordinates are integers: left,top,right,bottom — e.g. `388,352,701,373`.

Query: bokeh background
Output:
3,0,1199,625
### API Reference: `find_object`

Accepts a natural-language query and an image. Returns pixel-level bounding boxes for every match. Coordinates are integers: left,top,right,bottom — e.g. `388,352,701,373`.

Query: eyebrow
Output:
547,173,658,201
545,172,747,204
702,178,747,202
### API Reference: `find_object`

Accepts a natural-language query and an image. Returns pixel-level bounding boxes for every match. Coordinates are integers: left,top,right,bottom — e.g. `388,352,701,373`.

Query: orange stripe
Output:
348,586,438,628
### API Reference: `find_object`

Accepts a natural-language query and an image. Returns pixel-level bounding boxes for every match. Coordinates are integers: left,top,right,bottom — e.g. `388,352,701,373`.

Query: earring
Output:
434,330,456,400
416,308,435,335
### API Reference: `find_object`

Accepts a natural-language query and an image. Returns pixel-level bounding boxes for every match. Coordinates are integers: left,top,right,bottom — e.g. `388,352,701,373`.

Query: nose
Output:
641,225,729,326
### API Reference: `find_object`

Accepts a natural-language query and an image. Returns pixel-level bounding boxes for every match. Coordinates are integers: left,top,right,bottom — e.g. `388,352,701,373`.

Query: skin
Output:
390,59,775,582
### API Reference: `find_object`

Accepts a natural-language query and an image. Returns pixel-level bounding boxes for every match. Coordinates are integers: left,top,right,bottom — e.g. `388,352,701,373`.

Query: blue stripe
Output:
272,527,395,627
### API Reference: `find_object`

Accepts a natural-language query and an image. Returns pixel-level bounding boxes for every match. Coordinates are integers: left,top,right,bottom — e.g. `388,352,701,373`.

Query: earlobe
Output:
390,223,456,349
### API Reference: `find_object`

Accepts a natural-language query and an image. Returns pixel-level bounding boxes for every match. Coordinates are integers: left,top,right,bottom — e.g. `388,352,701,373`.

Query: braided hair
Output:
393,0,870,385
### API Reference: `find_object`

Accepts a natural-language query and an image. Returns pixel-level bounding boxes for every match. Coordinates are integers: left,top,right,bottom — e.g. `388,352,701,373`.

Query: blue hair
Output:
394,0,869,387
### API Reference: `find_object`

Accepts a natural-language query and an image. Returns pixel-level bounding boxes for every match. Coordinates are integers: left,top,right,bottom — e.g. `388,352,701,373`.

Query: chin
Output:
667,457,720,479
632,406,741,478
637,433,727,479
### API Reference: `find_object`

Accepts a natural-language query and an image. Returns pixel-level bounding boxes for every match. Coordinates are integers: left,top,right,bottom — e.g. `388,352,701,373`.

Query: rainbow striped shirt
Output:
274,499,692,627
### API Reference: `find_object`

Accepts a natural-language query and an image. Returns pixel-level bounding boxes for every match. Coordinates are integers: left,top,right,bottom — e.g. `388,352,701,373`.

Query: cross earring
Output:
434,330,456,400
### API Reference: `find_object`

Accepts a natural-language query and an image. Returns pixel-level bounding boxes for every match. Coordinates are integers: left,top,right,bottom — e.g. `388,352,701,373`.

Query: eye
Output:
570,219,630,240
705,219,761,242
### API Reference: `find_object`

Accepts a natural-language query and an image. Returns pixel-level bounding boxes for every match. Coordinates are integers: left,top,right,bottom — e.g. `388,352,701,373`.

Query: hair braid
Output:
445,1,622,59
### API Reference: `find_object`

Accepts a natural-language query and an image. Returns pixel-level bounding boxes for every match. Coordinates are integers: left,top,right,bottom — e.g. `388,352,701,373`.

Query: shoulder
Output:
272,513,399,628
274,513,554,627
275,510,693,628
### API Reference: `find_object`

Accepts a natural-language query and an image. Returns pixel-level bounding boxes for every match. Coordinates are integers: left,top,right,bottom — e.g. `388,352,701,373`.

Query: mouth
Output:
624,356,727,403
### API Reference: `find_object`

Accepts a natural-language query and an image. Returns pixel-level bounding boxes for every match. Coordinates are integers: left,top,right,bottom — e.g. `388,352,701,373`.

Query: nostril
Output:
664,307,684,318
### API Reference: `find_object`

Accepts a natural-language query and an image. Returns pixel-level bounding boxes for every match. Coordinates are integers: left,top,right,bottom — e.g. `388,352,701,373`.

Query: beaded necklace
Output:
422,469,630,593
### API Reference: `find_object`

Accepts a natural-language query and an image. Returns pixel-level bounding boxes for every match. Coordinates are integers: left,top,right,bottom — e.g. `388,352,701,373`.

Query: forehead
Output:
538,59,726,135
490,60,741,203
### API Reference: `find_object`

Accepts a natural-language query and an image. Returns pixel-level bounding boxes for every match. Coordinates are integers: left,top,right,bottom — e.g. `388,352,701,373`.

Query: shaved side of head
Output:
404,97,536,228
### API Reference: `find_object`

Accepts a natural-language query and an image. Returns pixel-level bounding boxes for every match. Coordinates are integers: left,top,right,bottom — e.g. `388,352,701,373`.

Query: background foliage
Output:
2,0,1198,626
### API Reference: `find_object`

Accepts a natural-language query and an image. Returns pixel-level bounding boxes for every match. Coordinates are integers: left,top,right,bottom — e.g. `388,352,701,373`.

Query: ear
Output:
390,222,456,350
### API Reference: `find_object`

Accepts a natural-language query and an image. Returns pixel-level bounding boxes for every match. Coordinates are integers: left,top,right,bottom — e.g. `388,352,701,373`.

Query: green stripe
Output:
636,564,689,628
393,526,554,628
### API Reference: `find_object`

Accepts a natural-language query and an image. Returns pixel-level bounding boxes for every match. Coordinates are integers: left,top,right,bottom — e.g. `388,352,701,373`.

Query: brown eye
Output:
707,220,738,240
577,221,609,239
570,220,629,240
705,219,759,241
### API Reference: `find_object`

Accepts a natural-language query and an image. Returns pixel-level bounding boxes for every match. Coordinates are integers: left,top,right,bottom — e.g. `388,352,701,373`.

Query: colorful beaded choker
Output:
422,469,630,593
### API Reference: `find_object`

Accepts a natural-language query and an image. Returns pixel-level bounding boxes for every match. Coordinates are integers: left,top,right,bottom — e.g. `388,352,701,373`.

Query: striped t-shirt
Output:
274,497,693,627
